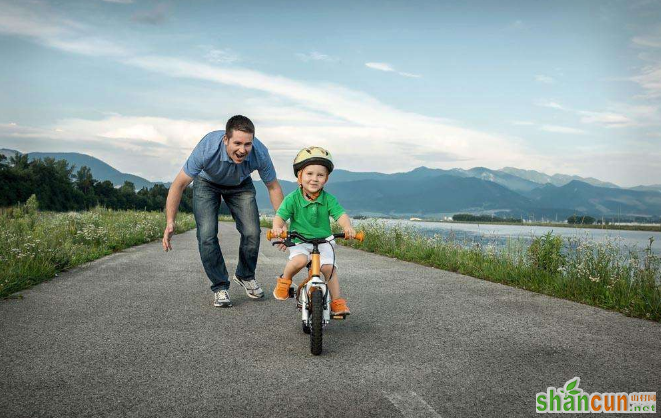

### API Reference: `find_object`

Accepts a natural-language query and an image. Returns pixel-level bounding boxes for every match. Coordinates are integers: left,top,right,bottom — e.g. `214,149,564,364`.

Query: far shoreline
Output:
395,218,661,233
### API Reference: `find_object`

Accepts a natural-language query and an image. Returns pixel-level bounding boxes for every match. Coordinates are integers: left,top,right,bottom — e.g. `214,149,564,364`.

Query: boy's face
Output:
299,164,329,194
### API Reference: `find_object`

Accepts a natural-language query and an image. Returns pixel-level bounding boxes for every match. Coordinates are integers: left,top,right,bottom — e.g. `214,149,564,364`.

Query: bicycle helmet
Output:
293,146,334,176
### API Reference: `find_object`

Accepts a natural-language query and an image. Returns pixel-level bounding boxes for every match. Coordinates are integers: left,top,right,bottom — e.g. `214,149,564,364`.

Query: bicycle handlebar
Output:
266,230,364,243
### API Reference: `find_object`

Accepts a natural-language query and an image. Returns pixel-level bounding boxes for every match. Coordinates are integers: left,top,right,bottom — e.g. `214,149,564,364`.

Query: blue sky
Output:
0,0,660,186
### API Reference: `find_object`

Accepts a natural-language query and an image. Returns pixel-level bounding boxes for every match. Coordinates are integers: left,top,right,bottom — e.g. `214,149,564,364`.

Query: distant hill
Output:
3,148,660,218
526,180,661,217
0,148,20,158
630,184,661,193
501,167,620,188
2,149,160,189
334,166,539,192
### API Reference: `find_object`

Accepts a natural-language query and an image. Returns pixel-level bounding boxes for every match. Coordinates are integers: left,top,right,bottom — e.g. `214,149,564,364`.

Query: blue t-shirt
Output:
182,130,277,186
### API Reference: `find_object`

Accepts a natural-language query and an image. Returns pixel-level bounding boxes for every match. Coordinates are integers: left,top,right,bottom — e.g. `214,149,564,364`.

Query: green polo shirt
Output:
276,188,346,241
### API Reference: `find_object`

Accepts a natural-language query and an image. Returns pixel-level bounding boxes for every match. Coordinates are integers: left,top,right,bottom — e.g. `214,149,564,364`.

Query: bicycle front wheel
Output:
309,287,323,355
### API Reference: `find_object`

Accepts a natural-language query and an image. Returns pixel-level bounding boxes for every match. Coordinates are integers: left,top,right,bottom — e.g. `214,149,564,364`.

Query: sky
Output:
0,0,660,187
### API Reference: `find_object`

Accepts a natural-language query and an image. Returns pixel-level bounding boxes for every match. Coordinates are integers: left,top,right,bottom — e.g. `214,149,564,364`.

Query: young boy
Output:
269,146,355,316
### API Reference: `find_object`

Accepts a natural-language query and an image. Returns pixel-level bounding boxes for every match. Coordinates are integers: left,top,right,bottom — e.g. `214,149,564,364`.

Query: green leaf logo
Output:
566,379,577,391
563,377,581,398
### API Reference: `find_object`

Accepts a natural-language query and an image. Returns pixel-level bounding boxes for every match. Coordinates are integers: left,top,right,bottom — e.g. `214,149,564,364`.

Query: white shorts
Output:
288,235,338,267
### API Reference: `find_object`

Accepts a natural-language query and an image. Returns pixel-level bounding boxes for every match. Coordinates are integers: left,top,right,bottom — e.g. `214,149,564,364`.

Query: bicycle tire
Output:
310,288,323,355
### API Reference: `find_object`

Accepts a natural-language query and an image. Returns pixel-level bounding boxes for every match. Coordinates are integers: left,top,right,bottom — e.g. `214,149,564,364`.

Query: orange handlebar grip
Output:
355,231,365,242
266,230,288,240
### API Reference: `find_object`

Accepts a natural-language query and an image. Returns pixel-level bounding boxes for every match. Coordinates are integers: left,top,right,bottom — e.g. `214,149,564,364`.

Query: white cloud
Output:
0,0,130,57
365,62,395,72
630,64,661,98
365,62,421,78
511,121,534,126
205,48,240,64
535,75,555,84
540,125,587,135
537,100,566,110
630,27,661,98
577,111,633,128
296,51,336,62
536,99,659,129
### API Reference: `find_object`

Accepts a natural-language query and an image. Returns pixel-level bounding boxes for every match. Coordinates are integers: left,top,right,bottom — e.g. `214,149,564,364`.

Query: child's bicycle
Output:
266,230,364,355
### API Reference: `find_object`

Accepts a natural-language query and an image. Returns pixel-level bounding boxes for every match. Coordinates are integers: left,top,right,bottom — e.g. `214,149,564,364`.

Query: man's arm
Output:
265,179,285,213
162,169,194,251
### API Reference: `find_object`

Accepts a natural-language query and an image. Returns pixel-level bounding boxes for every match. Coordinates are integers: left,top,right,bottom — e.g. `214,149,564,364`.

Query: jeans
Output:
193,177,261,292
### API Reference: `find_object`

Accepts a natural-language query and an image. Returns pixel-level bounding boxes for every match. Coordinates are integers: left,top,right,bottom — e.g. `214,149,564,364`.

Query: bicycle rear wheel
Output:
309,287,323,355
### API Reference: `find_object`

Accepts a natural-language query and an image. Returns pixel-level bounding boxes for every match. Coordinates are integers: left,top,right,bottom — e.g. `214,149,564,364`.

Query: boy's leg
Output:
284,254,309,279
193,179,231,293
321,262,350,316
274,255,308,300
321,264,340,299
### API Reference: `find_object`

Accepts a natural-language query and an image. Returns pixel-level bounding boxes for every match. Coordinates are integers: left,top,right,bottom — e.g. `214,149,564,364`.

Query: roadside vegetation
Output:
0,196,196,298
340,220,660,322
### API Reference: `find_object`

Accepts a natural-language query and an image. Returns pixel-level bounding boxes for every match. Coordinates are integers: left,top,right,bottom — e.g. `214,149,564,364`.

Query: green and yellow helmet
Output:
293,146,334,176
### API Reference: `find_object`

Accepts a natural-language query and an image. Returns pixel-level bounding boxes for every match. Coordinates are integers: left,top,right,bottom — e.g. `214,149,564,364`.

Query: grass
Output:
0,201,196,298
337,220,660,321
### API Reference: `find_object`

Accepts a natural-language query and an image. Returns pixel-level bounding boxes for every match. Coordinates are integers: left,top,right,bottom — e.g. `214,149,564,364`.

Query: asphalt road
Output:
1,223,659,417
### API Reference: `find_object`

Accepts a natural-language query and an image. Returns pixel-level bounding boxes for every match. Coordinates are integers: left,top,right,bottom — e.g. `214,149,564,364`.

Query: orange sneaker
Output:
273,276,292,300
330,298,351,316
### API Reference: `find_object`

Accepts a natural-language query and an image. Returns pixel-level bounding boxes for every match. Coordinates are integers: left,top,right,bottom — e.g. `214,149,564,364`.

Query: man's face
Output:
223,130,254,163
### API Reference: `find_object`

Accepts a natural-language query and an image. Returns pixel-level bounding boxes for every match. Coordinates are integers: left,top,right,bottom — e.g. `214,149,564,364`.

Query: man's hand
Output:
162,222,175,251
343,225,356,240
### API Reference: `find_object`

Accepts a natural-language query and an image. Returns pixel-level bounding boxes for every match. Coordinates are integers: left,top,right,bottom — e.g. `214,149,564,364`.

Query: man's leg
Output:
222,179,261,281
193,179,230,292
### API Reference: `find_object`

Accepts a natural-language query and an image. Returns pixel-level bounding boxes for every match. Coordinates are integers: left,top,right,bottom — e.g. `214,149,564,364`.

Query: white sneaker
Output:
232,275,265,299
214,289,232,307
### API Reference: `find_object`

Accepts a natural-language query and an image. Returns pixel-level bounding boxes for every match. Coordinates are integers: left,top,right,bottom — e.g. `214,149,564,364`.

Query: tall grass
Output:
341,220,660,321
0,198,196,298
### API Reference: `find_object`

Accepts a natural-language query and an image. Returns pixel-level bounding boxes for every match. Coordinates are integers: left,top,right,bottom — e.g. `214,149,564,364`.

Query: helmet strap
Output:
297,171,322,201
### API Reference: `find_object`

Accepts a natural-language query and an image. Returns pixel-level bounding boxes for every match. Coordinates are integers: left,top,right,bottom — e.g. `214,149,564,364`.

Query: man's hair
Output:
226,115,255,138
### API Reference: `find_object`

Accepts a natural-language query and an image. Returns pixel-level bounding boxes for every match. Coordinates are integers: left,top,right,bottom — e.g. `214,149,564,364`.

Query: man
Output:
162,115,284,307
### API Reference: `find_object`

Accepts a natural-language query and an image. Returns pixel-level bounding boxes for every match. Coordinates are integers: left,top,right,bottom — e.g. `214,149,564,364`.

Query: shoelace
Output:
217,290,229,300
246,279,259,290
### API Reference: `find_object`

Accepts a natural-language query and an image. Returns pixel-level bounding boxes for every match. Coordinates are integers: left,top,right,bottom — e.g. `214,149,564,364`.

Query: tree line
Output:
0,154,193,212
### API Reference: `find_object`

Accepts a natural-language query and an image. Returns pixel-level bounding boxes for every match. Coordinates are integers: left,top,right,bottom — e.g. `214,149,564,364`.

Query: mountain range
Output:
2,148,660,219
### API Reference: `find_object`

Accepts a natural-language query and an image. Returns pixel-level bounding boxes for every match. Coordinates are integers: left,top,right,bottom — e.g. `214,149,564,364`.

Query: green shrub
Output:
528,232,565,274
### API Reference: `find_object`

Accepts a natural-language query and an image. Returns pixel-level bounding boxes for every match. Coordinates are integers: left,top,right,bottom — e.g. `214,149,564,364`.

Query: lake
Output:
363,219,661,256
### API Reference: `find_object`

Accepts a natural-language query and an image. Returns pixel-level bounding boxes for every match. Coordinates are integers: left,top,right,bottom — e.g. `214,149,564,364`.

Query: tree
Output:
74,166,95,195
10,153,29,170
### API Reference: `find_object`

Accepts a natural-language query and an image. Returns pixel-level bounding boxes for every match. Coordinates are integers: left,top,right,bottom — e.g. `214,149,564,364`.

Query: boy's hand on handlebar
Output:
269,227,288,251
270,227,286,239
343,226,356,240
